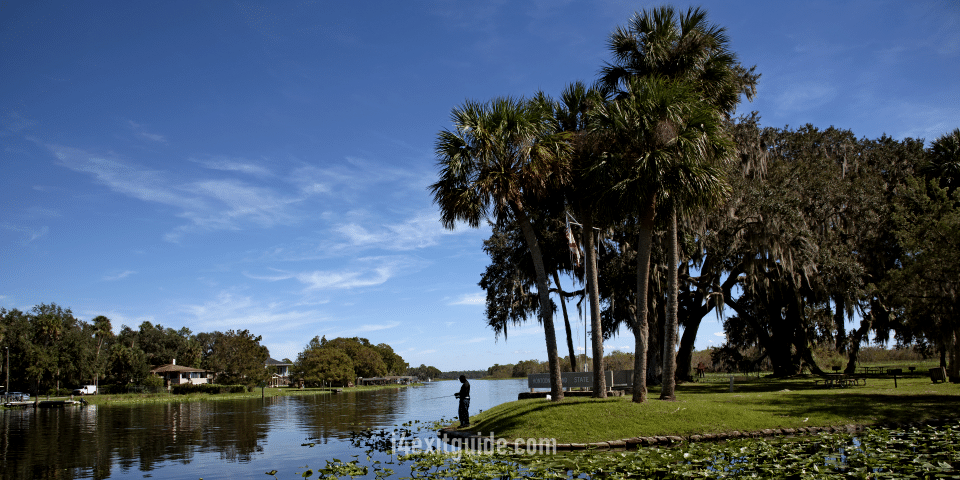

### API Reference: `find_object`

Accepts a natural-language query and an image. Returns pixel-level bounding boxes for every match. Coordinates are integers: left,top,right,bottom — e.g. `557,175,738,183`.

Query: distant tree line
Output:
407,364,442,381
0,305,425,394
486,351,637,378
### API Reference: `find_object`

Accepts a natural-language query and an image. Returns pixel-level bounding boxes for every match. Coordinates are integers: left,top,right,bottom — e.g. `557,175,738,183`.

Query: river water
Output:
1,379,528,480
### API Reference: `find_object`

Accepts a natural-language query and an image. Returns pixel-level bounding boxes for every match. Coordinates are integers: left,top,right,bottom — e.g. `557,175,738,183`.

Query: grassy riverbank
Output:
38,383,421,406
467,375,959,444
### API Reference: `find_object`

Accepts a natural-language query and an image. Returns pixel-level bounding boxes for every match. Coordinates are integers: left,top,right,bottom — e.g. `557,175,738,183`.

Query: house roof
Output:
150,364,209,373
266,357,292,366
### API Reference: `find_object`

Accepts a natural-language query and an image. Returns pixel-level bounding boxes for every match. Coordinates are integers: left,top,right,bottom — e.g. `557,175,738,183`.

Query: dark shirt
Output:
458,380,470,399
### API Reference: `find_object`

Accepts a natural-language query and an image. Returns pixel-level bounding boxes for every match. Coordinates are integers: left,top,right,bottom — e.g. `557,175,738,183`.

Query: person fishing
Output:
454,375,470,428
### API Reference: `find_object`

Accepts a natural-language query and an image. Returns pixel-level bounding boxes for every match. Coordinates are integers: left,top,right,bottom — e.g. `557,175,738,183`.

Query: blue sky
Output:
2,1,957,371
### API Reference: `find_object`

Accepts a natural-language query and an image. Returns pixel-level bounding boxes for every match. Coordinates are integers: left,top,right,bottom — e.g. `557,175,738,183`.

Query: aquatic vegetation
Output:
281,420,960,478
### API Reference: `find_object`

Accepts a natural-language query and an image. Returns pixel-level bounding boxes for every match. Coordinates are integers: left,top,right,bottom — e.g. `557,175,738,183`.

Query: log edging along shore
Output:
438,416,960,452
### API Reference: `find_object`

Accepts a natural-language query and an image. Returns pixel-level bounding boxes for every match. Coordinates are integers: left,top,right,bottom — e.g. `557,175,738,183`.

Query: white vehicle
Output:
72,385,97,395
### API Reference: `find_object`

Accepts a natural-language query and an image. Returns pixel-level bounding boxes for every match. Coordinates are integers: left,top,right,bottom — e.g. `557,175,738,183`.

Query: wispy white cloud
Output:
248,256,420,291
52,145,205,209
103,270,136,281
449,292,485,306
193,156,273,177
49,145,312,241
243,269,297,282
1,110,37,135
1,223,48,243
333,210,462,252
295,268,392,290
182,291,331,331
128,120,166,143
357,321,401,332
772,81,837,114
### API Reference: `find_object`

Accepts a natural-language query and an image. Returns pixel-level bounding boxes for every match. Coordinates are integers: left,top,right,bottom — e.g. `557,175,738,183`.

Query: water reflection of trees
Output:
299,389,404,444
0,398,272,480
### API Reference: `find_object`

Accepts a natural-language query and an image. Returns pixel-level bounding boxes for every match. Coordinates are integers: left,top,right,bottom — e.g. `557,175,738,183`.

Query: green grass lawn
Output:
468,375,959,444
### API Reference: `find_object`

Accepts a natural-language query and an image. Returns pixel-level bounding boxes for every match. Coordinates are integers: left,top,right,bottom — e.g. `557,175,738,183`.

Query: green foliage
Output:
406,364,442,381
372,343,408,376
484,363,512,378
512,359,547,377
203,329,270,385
2,305,409,395
292,337,355,386
322,337,388,378
107,342,149,385
170,383,247,395
290,336,410,386
924,127,960,189
141,374,163,388
885,176,960,377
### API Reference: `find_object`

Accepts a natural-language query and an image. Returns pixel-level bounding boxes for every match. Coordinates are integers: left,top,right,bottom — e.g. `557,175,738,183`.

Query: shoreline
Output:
3,383,421,408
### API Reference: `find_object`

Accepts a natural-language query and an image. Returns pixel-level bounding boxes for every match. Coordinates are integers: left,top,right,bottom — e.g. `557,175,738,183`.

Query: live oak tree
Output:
886,177,960,380
203,329,270,386
292,337,355,387
321,337,388,379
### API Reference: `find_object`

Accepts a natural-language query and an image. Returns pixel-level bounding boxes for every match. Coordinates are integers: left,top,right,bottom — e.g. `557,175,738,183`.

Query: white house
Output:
150,360,213,386
265,358,292,387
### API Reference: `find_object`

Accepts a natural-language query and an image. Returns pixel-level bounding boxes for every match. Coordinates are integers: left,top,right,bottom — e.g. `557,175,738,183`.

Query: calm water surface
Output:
1,379,528,480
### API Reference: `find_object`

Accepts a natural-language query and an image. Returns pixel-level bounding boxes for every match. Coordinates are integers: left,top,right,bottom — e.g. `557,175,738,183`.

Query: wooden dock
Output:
37,400,82,408
3,400,84,408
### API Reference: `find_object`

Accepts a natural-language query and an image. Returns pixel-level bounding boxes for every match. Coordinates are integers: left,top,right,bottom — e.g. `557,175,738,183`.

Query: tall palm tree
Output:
592,75,726,400
555,81,615,396
599,6,753,401
431,96,571,401
92,315,113,387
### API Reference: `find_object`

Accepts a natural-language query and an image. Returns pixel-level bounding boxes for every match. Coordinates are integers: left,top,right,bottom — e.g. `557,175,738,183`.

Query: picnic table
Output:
815,373,867,388
859,366,887,375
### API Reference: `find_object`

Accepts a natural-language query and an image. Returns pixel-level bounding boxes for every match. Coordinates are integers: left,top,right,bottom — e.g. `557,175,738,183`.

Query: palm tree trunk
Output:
514,207,564,401
583,209,606,398
660,204,679,400
631,197,657,403
552,270,578,373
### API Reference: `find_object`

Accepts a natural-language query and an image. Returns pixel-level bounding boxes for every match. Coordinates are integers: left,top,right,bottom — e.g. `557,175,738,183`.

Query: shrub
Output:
98,384,120,394
170,384,246,395
142,375,164,388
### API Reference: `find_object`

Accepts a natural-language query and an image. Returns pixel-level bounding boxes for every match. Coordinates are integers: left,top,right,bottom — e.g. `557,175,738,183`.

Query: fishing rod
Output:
424,394,455,401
